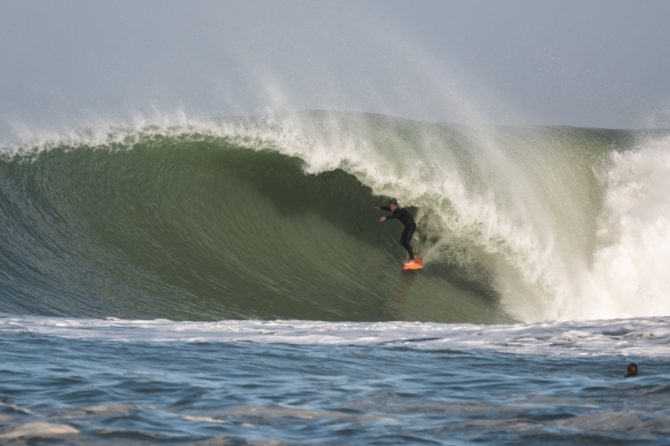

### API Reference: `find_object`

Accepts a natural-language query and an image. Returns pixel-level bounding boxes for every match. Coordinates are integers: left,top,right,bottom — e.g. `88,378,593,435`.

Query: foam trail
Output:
1,314,669,358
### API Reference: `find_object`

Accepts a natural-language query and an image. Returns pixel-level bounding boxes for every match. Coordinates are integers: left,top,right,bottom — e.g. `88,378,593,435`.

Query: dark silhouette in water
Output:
625,362,638,378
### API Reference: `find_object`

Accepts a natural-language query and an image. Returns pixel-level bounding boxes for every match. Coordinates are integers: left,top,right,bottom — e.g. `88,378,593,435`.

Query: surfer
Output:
377,199,418,264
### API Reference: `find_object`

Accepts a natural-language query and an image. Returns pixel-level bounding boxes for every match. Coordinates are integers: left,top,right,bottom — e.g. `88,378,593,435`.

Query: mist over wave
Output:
1,111,668,323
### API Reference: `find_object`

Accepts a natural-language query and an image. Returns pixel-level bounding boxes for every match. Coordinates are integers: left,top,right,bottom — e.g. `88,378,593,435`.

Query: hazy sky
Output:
1,0,669,133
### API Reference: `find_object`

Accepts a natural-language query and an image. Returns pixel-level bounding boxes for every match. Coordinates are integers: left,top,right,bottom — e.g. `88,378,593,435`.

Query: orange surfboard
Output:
402,255,424,271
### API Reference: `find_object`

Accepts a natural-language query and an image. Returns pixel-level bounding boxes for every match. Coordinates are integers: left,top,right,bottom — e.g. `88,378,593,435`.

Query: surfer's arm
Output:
378,206,398,217
379,212,397,223
377,206,396,222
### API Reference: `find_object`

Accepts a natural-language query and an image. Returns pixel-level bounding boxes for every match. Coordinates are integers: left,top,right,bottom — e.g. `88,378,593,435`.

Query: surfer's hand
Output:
379,216,386,222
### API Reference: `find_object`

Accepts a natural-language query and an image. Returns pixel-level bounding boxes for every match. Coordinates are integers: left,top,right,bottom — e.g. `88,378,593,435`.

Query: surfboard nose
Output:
402,255,424,270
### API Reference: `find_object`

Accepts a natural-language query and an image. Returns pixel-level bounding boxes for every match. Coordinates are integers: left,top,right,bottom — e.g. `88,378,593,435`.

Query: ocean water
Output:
2,316,670,444
1,111,669,444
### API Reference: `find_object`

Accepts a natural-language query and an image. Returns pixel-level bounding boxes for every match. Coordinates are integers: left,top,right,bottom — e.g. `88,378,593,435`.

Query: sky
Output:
1,0,670,134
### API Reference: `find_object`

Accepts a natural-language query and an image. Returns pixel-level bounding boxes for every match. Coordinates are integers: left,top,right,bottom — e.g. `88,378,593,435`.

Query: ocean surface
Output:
1,111,669,444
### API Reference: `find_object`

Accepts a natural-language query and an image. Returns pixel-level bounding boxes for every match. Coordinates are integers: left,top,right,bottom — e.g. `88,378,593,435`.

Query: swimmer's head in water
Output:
625,362,638,377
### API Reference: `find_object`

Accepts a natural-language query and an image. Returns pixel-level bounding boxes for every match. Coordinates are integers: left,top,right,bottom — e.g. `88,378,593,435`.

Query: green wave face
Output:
1,112,663,323
0,135,497,322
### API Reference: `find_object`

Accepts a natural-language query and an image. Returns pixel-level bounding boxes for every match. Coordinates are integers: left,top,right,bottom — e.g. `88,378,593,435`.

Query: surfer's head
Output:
625,362,638,378
388,198,398,211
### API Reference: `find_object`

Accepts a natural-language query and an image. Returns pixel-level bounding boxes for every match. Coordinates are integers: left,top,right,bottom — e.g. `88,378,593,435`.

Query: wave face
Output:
0,112,668,322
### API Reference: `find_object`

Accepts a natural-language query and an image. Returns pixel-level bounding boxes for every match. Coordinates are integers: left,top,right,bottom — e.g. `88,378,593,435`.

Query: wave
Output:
0,111,668,322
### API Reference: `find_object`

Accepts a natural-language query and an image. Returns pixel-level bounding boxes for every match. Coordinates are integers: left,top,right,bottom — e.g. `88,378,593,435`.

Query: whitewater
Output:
1,111,670,444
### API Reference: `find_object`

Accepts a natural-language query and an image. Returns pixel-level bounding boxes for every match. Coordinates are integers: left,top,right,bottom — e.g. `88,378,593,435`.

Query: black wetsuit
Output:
381,206,416,259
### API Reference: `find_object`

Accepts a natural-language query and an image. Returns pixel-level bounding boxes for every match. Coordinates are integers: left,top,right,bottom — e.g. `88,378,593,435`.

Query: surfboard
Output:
402,255,424,271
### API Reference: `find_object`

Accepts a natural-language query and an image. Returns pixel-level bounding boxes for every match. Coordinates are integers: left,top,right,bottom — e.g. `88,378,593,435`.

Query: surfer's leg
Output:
400,225,415,260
